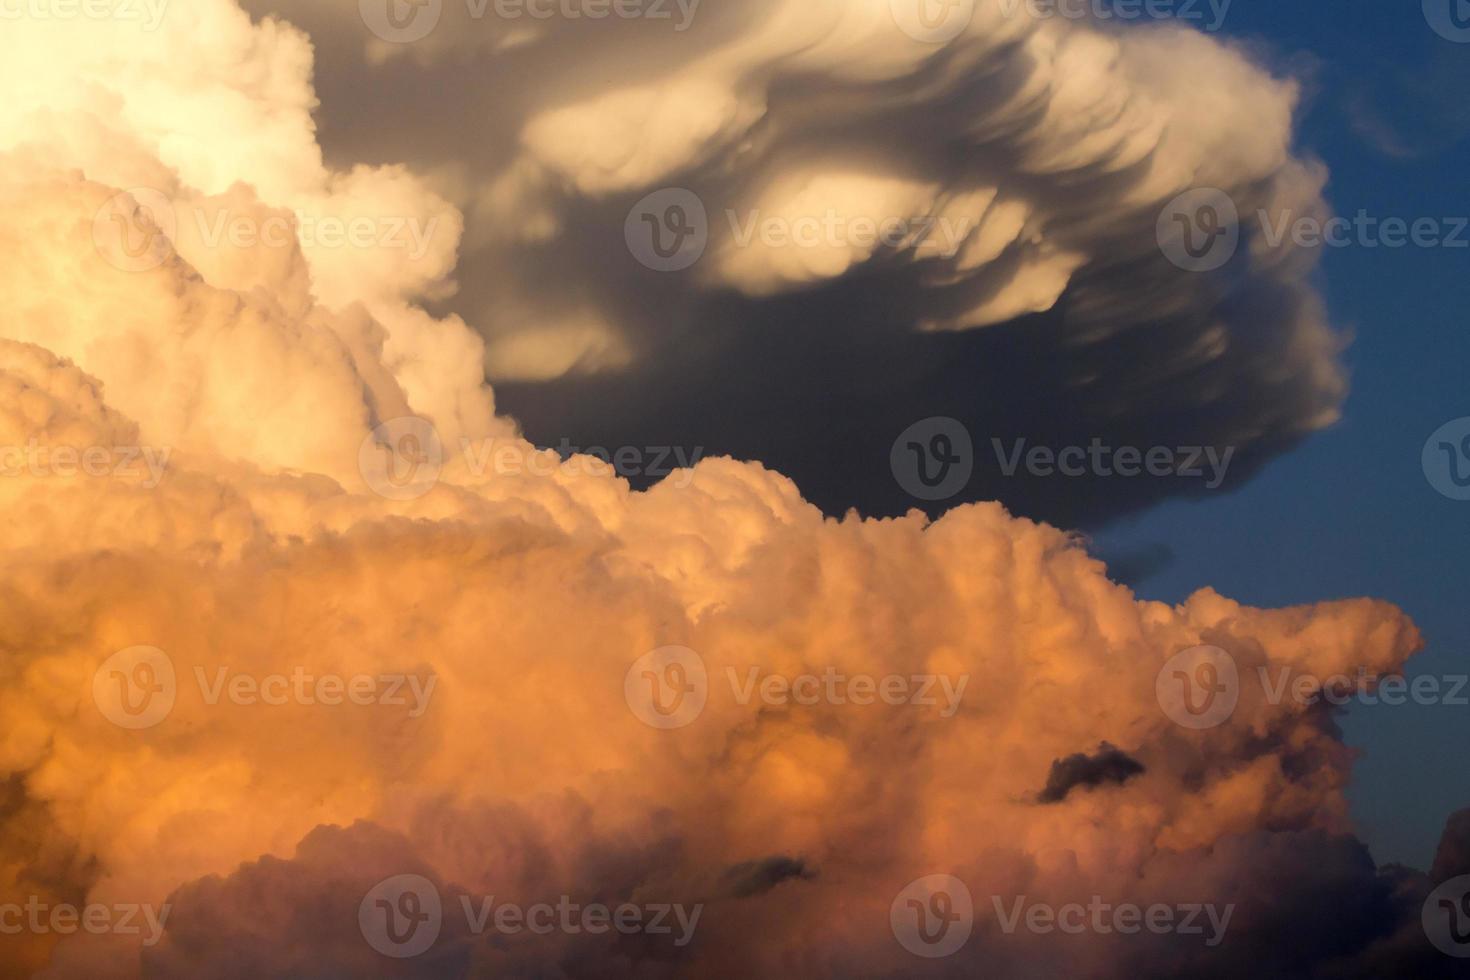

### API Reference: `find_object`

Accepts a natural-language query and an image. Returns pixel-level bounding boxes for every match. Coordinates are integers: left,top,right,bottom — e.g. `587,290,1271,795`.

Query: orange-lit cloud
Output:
0,3,1460,978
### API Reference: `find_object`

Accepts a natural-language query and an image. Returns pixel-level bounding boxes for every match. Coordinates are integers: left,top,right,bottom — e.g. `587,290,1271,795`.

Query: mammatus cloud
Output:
242,0,1346,524
0,3,1461,978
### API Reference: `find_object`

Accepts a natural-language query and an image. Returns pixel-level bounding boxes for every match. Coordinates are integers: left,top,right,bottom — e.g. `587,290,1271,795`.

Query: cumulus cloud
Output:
0,3,1459,979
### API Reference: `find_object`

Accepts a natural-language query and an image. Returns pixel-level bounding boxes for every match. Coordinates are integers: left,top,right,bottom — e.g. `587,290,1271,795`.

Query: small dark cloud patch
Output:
720,856,816,899
1039,742,1146,804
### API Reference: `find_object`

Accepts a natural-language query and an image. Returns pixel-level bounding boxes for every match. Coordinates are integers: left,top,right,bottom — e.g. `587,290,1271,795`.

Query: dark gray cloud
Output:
243,0,1345,528
1038,742,1146,803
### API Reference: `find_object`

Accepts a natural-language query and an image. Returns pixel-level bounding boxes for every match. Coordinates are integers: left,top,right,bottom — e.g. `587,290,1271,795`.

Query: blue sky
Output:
1094,2,1470,868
